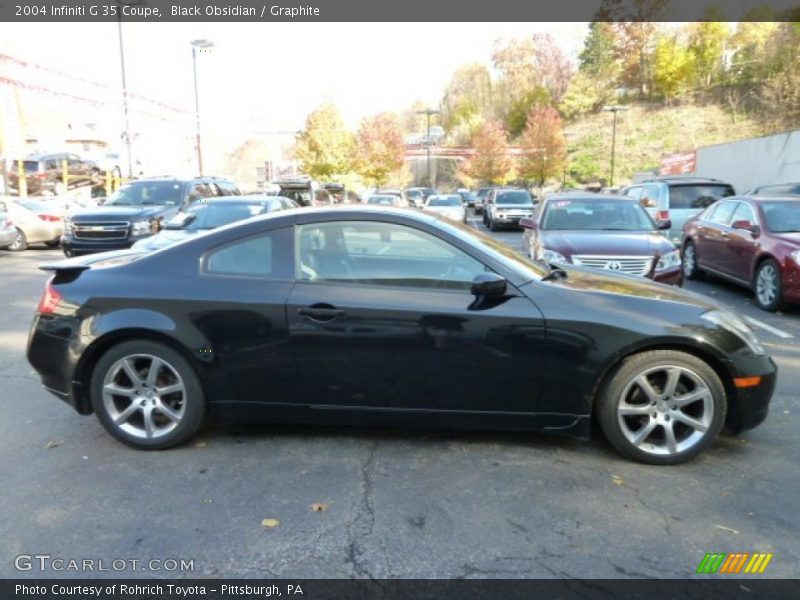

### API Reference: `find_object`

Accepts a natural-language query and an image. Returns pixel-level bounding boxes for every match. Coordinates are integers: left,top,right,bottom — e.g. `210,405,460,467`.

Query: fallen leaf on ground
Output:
195,440,208,448
611,474,624,486
310,502,330,512
716,524,740,534
261,518,280,528
44,440,63,449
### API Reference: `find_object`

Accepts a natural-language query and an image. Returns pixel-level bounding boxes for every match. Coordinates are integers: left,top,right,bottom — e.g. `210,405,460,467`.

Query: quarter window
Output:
731,202,757,226
708,201,738,226
204,228,292,279
297,221,488,290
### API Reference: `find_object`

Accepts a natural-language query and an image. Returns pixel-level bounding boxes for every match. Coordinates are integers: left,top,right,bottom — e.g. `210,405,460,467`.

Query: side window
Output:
731,202,756,225
708,201,738,226
640,184,660,208
624,186,643,201
187,183,210,202
296,221,488,290
204,228,292,279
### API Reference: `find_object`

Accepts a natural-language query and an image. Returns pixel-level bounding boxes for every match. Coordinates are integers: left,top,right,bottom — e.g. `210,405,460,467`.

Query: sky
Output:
0,22,587,172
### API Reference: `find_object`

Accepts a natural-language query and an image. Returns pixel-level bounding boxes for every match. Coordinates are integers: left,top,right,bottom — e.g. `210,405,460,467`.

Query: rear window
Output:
11,160,40,173
755,183,800,197
668,184,734,209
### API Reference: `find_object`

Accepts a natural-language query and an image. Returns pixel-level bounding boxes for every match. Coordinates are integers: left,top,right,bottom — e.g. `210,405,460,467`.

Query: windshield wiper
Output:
541,262,568,281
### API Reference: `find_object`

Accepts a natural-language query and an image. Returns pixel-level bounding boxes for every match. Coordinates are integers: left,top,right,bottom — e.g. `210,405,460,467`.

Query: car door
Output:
726,201,760,282
697,200,739,273
286,217,546,415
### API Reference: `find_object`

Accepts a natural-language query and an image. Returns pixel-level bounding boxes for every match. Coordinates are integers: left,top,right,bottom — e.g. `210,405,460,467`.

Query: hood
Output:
540,230,675,257
132,229,195,250
69,205,174,220
547,264,717,310
495,203,534,210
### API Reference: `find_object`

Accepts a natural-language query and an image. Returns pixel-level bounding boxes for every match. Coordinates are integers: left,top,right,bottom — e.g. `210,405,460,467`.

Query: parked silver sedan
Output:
0,200,17,248
0,199,63,251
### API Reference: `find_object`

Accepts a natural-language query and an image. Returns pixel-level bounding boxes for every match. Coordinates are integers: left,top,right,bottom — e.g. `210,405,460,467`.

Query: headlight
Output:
537,247,567,264
63,218,73,235
700,309,765,355
131,219,153,236
656,250,681,271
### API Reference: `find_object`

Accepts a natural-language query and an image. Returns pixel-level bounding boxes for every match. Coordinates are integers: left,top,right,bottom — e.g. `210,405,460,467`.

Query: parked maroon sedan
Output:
521,195,682,285
682,196,800,311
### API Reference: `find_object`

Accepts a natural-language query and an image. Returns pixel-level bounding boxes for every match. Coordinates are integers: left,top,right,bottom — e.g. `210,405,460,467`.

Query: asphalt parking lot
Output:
1,220,798,579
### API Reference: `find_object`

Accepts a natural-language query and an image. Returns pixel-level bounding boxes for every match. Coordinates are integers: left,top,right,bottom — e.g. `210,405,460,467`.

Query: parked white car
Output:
424,194,466,223
0,199,63,251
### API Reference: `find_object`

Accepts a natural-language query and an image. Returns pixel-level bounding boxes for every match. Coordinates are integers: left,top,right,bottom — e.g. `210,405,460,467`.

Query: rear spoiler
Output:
39,249,146,273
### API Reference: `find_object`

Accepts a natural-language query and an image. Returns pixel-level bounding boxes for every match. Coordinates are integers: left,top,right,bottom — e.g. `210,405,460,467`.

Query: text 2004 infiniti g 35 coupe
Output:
27,206,776,464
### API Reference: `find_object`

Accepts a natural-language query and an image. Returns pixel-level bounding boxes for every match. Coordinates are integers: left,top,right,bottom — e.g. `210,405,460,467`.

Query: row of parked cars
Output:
515,176,800,311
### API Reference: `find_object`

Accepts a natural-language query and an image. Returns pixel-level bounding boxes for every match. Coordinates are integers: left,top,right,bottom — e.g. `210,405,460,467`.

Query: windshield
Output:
106,181,183,206
761,201,800,233
406,190,422,198
367,196,397,205
18,199,51,211
668,184,734,209
178,202,267,231
496,191,533,205
542,198,655,230
427,196,461,207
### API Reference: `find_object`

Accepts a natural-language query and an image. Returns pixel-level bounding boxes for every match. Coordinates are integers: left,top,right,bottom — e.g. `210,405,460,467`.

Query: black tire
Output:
596,350,726,465
7,228,28,252
754,258,783,311
682,241,703,280
90,339,205,450
489,217,498,232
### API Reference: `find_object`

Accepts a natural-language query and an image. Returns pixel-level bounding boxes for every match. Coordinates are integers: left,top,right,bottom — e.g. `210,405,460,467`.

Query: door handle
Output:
298,305,346,321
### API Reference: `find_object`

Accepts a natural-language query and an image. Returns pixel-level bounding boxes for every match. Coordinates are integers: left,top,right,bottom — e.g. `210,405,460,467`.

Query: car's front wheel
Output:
7,228,28,251
90,340,205,450
597,350,726,465
754,258,783,311
682,241,703,280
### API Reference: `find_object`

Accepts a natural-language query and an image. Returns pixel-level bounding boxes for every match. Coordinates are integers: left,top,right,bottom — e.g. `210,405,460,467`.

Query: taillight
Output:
38,214,62,222
37,280,62,314
657,210,670,220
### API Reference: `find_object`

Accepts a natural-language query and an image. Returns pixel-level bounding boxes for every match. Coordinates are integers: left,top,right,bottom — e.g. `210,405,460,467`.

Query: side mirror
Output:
731,219,759,236
519,217,537,230
656,219,672,230
471,272,507,297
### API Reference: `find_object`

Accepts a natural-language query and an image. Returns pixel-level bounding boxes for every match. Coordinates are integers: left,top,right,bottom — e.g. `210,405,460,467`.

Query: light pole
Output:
602,105,628,187
416,108,440,187
562,132,574,189
191,39,214,176
116,0,143,179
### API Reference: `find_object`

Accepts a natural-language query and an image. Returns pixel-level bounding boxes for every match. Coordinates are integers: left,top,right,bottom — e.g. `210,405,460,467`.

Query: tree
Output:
579,22,620,78
354,113,406,187
461,120,514,184
441,63,493,142
653,32,696,101
688,20,728,87
530,33,573,104
517,105,566,187
293,103,355,180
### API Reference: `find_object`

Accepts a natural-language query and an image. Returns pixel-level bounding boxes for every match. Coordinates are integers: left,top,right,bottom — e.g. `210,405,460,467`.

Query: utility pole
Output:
416,108,440,187
191,39,214,176
602,105,628,187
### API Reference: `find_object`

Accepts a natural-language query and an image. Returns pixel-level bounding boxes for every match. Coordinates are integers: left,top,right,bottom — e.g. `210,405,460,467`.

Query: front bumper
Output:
651,267,683,286
61,234,137,256
724,354,777,434
492,215,530,227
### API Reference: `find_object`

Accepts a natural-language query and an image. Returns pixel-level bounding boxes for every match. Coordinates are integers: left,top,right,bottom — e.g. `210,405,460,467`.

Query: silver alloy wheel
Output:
617,365,714,457
683,245,695,276
101,353,186,439
757,264,778,307
9,229,25,251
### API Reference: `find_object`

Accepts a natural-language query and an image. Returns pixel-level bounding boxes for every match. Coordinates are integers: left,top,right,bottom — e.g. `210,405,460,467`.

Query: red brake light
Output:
657,210,670,220
38,214,62,222
37,280,62,314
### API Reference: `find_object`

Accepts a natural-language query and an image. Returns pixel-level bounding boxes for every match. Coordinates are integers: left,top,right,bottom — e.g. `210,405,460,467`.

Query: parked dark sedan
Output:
521,195,682,285
28,207,775,464
682,195,800,311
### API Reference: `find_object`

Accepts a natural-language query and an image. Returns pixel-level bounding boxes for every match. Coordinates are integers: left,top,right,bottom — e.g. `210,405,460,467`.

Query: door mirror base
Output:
471,272,507,297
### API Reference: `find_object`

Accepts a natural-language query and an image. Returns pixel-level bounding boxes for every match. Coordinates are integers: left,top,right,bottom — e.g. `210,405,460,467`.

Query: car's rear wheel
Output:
597,350,726,465
682,241,703,280
90,340,205,450
7,228,28,252
754,259,783,312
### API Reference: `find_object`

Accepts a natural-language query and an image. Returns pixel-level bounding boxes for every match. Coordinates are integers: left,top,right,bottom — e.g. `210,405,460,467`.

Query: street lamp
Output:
191,38,214,176
602,105,628,187
416,108,440,187
116,0,144,179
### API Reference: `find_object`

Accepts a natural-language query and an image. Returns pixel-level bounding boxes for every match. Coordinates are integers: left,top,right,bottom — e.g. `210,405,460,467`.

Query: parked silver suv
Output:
620,177,735,246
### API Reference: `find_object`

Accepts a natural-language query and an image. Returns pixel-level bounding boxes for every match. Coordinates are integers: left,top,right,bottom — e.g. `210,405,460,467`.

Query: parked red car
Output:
521,194,682,285
682,196,800,311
